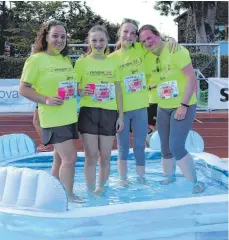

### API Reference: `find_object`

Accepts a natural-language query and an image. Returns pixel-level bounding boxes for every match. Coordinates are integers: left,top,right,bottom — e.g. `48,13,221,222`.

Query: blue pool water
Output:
4,153,228,207
0,152,228,240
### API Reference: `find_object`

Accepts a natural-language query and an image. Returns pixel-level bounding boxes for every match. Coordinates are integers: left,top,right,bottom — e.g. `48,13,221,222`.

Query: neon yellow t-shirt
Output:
156,43,196,108
21,52,78,128
74,55,120,110
109,43,150,112
144,51,160,104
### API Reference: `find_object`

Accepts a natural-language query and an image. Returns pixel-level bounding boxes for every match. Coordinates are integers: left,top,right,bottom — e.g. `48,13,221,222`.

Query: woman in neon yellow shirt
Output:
145,51,161,141
139,24,204,194
19,20,83,202
109,19,177,186
74,25,124,196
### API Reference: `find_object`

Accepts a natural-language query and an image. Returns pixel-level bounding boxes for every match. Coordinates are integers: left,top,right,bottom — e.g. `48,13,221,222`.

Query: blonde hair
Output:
86,25,110,55
115,22,138,51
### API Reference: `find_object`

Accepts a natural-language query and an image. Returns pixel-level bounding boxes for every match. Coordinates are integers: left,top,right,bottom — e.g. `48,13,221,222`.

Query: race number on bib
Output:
92,83,115,102
158,80,179,99
124,72,146,93
58,81,77,100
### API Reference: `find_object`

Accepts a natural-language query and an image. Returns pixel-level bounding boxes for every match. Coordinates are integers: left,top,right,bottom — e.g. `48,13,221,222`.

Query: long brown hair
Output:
33,19,68,56
86,25,110,55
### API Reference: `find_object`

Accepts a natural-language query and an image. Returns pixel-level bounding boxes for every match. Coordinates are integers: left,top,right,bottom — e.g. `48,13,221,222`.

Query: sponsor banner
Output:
208,78,228,110
0,79,36,112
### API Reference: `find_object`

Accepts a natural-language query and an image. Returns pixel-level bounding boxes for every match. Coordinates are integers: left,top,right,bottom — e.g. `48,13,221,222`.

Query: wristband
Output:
181,103,189,108
148,85,156,91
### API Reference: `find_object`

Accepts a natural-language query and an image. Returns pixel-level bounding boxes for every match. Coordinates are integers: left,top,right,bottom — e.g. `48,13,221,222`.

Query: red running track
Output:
0,112,228,158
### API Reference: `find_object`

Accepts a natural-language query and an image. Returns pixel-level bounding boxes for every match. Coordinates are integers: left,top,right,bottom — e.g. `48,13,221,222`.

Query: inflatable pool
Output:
0,133,228,240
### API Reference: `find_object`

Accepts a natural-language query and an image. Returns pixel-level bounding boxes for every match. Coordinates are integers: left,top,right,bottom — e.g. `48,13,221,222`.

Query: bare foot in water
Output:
120,179,130,187
69,194,85,203
193,181,205,194
161,177,176,185
137,176,148,185
93,186,106,197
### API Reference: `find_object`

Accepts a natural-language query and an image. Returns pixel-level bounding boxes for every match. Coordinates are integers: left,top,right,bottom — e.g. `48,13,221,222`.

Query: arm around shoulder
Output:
173,46,192,70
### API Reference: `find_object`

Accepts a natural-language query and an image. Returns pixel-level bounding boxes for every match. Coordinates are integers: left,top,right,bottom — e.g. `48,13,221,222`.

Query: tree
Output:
154,1,218,43
0,1,7,54
66,1,119,44
1,1,120,56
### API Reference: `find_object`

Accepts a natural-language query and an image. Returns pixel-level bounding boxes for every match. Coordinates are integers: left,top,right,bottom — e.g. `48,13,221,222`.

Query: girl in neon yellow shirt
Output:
20,20,83,202
139,24,204,194
74,25,124,196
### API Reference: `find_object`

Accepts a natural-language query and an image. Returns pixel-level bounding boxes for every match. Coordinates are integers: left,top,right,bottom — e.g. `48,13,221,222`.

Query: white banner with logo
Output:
208,78,228,110
0,79,36,112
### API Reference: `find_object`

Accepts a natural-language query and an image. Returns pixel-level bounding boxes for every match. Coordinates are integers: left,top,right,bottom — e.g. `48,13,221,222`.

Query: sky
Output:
85,0,178,40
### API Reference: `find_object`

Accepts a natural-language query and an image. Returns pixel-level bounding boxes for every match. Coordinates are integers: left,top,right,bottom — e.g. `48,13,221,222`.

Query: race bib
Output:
124,72,146,93
158,80,179,99
92,83,115,102
58,81,77,100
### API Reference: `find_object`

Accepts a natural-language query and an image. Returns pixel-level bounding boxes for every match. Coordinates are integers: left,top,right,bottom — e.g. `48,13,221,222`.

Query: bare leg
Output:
118,160,129,186
54,139,81,202
161,158,176,185
136,166,148,184
82,134,99,192
136,166,145,176
33,109,42,140
177,153,204,193
177,153,196,182
95,135,114,195
33,108,53,152
51,149,61,179
98,154,109,186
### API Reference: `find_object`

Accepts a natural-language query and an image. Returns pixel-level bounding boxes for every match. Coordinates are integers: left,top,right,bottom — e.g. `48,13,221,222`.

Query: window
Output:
215,25,228,41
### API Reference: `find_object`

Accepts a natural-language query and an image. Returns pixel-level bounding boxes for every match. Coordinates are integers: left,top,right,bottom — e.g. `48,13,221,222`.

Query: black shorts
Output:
78,107,118,136
42,122,79,145
147,103,158,126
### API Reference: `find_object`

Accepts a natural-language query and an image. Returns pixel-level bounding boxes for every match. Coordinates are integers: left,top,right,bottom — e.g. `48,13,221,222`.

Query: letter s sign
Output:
220,88,228,102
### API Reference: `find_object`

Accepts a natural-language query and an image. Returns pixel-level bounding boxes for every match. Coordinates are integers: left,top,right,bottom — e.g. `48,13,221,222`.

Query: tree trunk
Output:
0,1,6,55
205,2,217,42
192,1,208,52
192,2,208,43
185,7,196,43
